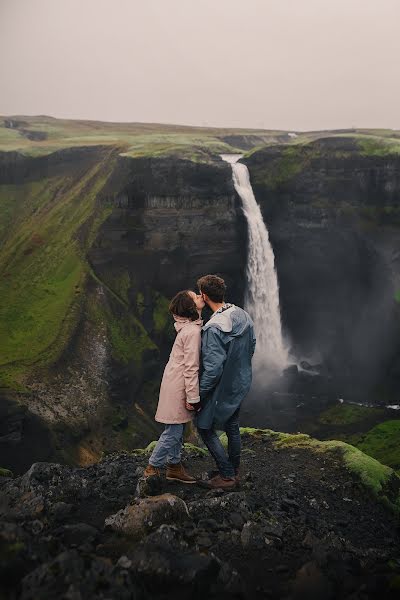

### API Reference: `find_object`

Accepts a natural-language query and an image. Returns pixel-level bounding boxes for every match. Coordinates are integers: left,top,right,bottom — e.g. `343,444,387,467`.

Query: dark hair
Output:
169,290,198,321
197,274,226,303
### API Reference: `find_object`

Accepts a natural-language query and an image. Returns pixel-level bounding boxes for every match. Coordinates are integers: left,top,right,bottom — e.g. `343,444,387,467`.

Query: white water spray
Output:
221,154,288,372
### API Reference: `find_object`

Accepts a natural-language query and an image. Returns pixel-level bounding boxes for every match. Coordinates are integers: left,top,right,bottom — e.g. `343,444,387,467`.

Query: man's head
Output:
197,274,226,307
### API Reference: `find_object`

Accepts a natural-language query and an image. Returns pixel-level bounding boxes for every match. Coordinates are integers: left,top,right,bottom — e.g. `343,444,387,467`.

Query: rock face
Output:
245,138,400,402
89,154,246,303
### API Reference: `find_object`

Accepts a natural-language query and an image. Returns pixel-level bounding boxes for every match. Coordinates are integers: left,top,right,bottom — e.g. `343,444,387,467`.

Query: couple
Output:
144,274,256,490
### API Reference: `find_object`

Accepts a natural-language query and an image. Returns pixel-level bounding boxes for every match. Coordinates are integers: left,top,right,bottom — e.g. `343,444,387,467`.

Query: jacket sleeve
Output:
182,328,201,404
199,327,227,398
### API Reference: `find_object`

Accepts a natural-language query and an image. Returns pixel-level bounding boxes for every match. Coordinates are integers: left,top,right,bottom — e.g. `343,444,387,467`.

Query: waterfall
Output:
221,154,288,372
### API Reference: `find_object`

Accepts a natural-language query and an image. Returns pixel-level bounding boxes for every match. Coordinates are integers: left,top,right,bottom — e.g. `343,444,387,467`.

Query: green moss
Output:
182,443,208,456
136,292,145,316
356,420,400,472
153,293,170,335
268,430,400,513
131,440,158,456
0,467,13,477
98,269,131,304
318,404,383,426
395,290,400,304
0,150,117,382
358,137,400,156
87,287,156,370
131,440,208,457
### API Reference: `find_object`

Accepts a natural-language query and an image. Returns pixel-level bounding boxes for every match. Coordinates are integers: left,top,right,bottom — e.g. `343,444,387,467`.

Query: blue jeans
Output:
149,424,184,467
198,407,241,478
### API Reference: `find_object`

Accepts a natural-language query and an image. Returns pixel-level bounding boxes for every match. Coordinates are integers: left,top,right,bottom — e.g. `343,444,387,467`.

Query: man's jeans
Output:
149,424,184,467
198,407,240,478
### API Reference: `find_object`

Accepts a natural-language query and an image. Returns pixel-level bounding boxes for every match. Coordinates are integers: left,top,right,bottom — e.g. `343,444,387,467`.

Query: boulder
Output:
104,494,189,539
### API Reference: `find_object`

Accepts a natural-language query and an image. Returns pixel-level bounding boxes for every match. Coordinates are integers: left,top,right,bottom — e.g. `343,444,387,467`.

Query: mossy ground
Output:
134,426,400,513
299,403,400,476
318,403,384,426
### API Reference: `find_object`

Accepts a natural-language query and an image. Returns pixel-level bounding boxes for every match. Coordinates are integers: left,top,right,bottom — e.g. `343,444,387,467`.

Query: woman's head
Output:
169,290,204,321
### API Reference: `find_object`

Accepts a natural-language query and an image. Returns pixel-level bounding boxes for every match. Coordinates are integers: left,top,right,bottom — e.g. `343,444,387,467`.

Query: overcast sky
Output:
0,0,399,130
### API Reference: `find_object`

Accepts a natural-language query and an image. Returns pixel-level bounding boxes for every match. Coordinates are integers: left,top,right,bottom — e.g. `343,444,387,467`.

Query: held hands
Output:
185,401,202,413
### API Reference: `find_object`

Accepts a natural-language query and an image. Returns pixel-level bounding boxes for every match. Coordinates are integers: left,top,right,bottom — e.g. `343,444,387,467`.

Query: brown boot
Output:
166,462,196,484
203,474,237,490
143,464,161,478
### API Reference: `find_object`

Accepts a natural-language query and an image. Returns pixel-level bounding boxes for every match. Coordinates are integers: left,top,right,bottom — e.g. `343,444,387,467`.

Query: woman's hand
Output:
186,401,201,412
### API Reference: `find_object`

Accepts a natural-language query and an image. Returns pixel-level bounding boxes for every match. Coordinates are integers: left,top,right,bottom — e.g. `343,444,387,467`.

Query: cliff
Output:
244,137,400,404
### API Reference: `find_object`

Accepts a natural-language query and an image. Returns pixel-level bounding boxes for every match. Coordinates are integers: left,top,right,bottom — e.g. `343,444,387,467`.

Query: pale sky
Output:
1,0,399,130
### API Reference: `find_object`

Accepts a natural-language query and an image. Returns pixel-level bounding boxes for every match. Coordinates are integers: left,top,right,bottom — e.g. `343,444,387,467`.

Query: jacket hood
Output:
202,304,253,337
173,314,203,333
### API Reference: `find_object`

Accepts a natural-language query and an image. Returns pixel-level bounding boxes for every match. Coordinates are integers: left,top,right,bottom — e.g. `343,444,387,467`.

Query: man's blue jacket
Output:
196,303,256,430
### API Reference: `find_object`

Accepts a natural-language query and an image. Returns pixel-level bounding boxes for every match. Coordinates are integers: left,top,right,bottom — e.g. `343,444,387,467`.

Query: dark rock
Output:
281,497,300,511
104,494,189,539
53,523,99,547
135,474,162,498
291,560,334,600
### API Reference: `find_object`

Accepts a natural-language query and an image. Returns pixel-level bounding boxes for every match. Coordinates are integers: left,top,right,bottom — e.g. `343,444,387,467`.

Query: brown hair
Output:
197,274,226,303
169,290,198,321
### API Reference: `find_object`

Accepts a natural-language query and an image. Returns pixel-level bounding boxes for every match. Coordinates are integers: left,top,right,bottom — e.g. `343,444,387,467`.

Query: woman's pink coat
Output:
155,316,202,424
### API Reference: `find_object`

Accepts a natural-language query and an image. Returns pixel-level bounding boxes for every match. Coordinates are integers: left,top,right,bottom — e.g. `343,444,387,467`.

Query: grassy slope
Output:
0,115,285,161
0,153,108,385
2,115,399,161
0,146,155,390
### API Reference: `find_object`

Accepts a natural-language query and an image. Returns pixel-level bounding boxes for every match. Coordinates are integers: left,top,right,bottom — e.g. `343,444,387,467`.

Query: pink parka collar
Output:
173,315,203,332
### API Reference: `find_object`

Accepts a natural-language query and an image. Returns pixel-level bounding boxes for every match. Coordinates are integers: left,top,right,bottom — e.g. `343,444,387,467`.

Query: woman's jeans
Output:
198,407,240,478
149,423,184,467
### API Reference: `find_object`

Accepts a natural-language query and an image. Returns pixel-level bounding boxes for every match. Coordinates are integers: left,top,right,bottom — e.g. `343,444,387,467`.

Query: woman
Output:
144,289,205,483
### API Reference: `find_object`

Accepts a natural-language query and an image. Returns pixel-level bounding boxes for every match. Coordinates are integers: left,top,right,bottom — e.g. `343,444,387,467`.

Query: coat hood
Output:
202,304,253,338
173,314,203,333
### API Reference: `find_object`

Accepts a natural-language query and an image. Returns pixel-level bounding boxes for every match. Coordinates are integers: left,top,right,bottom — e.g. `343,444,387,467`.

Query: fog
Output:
1,0,399,130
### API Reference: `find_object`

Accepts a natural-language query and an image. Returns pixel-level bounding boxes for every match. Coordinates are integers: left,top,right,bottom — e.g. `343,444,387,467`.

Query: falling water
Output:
221,154,288,372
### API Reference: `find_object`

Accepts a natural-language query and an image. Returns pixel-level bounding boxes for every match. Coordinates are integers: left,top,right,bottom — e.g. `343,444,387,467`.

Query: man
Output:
195,274,256,490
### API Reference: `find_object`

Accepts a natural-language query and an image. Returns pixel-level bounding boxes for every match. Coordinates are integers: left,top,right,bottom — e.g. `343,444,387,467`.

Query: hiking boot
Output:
143,464,161,478
166,462,197,484
203,474,237,490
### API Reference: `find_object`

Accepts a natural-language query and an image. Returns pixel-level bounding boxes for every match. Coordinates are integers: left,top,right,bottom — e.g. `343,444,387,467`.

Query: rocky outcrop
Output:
1,430,400,599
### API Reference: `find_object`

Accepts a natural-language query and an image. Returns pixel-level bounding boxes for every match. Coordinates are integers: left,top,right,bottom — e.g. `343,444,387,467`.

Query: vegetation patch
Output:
0,467,13,477
355,420,400,474
318,403,383,426
0,150,117,386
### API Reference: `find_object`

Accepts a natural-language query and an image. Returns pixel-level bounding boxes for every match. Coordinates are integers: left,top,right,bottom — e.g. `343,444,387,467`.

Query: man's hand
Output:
186,401,201,412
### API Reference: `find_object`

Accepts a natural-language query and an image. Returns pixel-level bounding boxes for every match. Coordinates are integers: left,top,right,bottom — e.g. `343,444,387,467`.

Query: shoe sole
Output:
166,476,197,484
